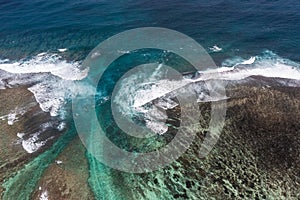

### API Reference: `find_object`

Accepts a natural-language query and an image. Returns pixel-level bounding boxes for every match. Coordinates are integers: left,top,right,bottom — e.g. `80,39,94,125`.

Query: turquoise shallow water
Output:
1,0,300,199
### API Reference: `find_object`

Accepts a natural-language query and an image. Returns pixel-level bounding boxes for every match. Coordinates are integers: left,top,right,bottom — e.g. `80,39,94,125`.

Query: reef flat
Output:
0,76,299,199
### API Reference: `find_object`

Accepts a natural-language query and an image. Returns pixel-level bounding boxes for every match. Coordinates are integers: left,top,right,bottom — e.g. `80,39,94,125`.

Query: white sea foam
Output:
16,121,60,153
155,97,178,110
0,53,92,153
132,79,190,108
200,66,235,74
20,129,56,153
58,48,68,52
217,52,300,80
217,64,300,80
209,45,222,52
1,50,299,141
17,132,25,139
0,105,35,125
0,53,88,80
113,66,182,135
117,50,130,54
193,51,300,81
21,132,45,153
91,51,101,59
0,59,9,63
57,122,66,131
0,112,21,125
113,51,300,135
37,52,47,56
240,56,256,65
0,53,93,117
55,160,63,164
40,190,49,200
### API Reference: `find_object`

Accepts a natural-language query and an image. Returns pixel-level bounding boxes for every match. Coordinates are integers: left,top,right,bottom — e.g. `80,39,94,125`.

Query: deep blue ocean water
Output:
1,1,300,199
0,0,299,62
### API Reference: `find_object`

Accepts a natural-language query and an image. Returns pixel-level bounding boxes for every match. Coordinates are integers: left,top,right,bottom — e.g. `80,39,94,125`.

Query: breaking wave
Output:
0,50,299,151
